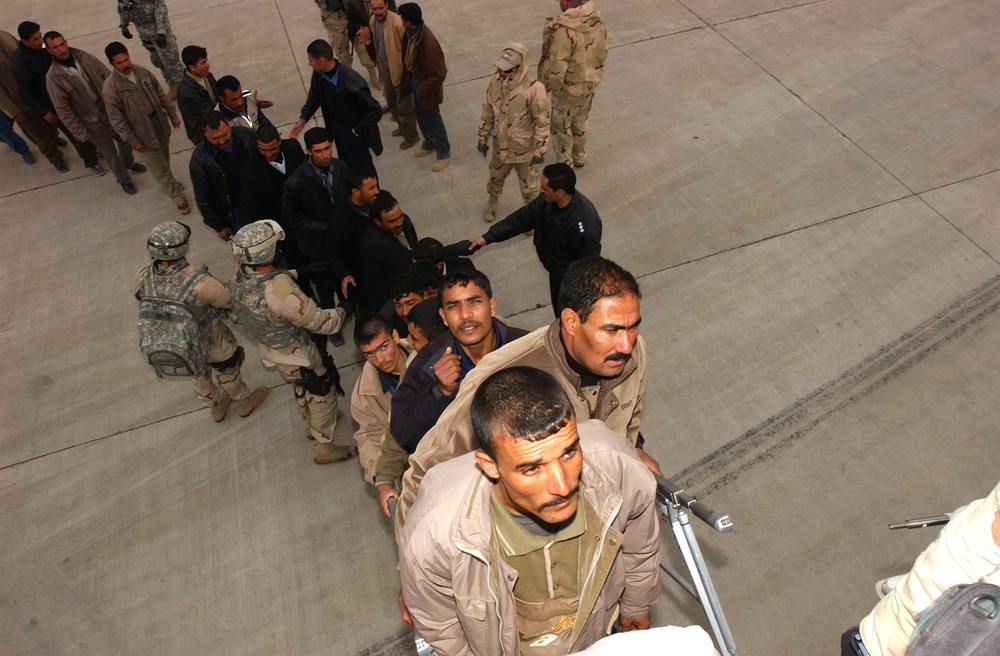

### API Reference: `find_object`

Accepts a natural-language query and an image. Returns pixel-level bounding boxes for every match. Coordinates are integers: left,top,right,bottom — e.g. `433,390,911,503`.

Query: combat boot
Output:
211,391,231,422
235,386,269,417
314,441,358,464
483,195,499,223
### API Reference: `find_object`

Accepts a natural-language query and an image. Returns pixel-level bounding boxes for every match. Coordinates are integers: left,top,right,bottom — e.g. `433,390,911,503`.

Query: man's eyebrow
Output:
563,438,580,455
515,457,543,472
603,317,642,331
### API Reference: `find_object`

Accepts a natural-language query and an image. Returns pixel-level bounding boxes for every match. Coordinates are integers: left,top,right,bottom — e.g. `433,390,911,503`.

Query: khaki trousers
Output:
377,57,417,140
486,150,539,204
550,91,594,166
190,321,251,405
143,119,188,207
275,340,339,443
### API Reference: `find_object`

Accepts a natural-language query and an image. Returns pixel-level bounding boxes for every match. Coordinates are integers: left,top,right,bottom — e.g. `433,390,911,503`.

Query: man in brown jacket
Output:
396,257,658,529
397,3,451,171
369,0,418,149
0,29,60,167
102,41,190,214
399,366,660,656
44,32,144,194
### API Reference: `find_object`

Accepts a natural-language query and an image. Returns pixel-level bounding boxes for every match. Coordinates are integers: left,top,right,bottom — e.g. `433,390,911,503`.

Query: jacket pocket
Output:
456,596,495,648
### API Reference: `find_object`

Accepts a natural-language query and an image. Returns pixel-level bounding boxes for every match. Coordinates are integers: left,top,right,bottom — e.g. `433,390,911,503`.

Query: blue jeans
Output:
410,75,450,159
0,111,29,155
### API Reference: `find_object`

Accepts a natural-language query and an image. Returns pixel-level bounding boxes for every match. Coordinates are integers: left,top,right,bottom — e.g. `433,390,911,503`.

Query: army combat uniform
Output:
229,259,355,463
537,1,608,168
478,43,549,222
117,0,184,90
316,0,380,90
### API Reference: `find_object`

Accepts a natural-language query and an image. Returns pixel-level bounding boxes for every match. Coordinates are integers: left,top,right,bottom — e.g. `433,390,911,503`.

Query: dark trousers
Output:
13,109,62,163
0,110,29,154
410,75,450,159
58,120,98,167
326,119,376,175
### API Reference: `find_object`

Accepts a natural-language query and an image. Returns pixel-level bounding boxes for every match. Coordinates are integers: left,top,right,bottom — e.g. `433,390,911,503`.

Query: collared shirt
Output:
267,153,286,174
320,65,340,88
308,159,336,203
451,318,509,378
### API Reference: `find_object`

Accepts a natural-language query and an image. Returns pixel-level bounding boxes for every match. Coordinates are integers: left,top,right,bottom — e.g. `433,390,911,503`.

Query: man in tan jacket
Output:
370,0,418,149
102,41,190,214
45,32,144,194
399,367,660,656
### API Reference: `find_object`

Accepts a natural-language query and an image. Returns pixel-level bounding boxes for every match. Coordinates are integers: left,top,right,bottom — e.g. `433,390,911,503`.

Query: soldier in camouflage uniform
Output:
116,0,184,100
135,222,269,422
537,0,608,169
315,0,381,91
228,220,358,465
477,43,549,223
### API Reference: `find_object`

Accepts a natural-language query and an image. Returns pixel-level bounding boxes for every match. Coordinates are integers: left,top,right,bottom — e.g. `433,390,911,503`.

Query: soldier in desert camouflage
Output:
116,0,184,100
135,222,269,422
228,221,358,465
477,43,549,223
537,0,608,169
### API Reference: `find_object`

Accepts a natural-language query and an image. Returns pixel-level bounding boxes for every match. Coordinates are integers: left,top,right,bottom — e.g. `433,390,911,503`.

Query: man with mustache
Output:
399,366,660,655
396,256,656,529
390,269,528,454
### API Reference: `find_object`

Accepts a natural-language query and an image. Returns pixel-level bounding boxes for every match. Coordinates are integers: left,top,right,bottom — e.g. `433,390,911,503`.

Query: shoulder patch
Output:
268,273,296,301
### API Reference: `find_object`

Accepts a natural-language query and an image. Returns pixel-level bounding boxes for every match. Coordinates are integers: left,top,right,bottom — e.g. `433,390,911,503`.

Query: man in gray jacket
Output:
399,366,660,656
45,32,144,194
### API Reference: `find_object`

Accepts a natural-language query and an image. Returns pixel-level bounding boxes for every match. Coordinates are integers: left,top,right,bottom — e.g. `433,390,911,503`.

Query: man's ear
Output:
475,450,499,480
489,297,497,318
560,306,578,336
391,329,400,343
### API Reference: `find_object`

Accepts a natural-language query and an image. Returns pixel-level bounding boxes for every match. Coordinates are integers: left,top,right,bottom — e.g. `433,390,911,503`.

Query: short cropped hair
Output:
346,168,377,192
542,163,576,195
406,298,447,342
471,367,574,460
559,257,641,323
181,45,207,69
255,123,280,144
17,22,40,41
397,3,423,25
413,237,444,265
411,260,441,292
370,190,399,220
438,269,492,302
307,39,335,61
389,271,426,302
199,110,227,132
216,75,241,96
354,314,394,346
105,41,129,61
303,126,330,150
42,31,63,44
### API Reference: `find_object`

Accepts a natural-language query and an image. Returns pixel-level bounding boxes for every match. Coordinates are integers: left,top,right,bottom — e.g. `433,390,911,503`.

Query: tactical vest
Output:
120,0,158,26
228,268,312,349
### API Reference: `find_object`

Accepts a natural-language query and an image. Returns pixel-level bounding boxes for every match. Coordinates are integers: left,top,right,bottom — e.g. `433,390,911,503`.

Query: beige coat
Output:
0,30,27,118
397,320,646,529
399,419,661,656
478,42,549,163
102,63,177,149
350,350,410,484
369,9,406,87
45,48,115,143
537,1,608,97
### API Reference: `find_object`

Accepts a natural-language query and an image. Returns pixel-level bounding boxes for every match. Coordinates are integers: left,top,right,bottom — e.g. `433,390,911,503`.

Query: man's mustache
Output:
541,485,580,509
605,352,631,363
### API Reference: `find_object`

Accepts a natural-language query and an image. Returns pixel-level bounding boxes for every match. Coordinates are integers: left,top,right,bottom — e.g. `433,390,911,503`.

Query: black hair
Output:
389,271,426,302
406,298,447,343
105,41,129,61
216,75,241,96
303,126,330,150
255,124,280,144
42,31,63,43
354,314,394,346
346,168,378,192
17,21,40,41
542,162,576,195
397,3,423,25
558,257,641,323
307,39,335,61
181,45,208,70
438,269,492,302
471,367,574,460
370,190,399,221
199,110,227,132
410,260,441,292
413,237,444,265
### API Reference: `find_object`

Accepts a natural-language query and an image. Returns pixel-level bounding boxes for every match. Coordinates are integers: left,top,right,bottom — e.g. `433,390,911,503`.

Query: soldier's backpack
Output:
136,266,210,378
905,582,1000,655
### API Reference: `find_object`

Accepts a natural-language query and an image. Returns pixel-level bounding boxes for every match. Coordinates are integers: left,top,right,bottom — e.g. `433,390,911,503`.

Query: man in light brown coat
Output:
44,32,144,195
369,0,418,149
102,41,190,214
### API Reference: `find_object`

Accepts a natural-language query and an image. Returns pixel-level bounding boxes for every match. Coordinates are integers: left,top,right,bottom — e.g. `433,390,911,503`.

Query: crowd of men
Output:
0,2,701,654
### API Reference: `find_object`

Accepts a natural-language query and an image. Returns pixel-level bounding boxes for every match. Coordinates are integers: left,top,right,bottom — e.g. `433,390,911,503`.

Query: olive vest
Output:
228,268,311,349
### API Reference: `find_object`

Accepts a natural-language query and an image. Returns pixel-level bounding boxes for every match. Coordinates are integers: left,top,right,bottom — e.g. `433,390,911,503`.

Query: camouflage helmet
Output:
232,220,285,265
147,222,191,261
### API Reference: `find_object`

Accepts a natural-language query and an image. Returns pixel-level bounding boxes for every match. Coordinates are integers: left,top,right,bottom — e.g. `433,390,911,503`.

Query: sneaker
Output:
414,146,433,158
235,385,269,417
127,162,146,173
177,202,191,215
314,441,357,464
89,164,107,177
329,331,345,347
121,181,138,195
432,157,451,172
54,136,68,146
53,160,69,173
210,391,231,422
21,151,37,165
399,137,418,150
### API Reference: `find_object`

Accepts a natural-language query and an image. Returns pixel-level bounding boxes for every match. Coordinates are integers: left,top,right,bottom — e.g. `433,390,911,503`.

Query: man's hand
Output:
217,227,233,242
254,91,274,109
377,483,399,518
171,117,181,129
434,347,462,397
13,111,27,123
289,119,307,139
397,591,413,626
477,142,488,157
356,26,372,45
42,111,58,125
469,236,487,251
619,613,651,632
636,447,663,476
132,142,146,153
121,26,133,39
340,275,357,299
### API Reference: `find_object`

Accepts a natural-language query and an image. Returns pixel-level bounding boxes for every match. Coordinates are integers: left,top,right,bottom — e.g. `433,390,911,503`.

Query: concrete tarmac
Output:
1,1,998,654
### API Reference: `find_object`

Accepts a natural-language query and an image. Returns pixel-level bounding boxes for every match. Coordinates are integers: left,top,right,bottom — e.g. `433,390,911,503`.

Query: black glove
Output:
154,34,168,47
294,261,331,281
530,155,544,165
121,26,133,39
477,142,488,157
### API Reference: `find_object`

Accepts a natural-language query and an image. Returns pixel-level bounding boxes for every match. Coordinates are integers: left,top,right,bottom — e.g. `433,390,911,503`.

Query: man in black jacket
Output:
361,190,418,315
188,110,254,241
468,163,601,315
11,21,100,174
289,39,382,174
241,124,307,268
176,44,216,143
